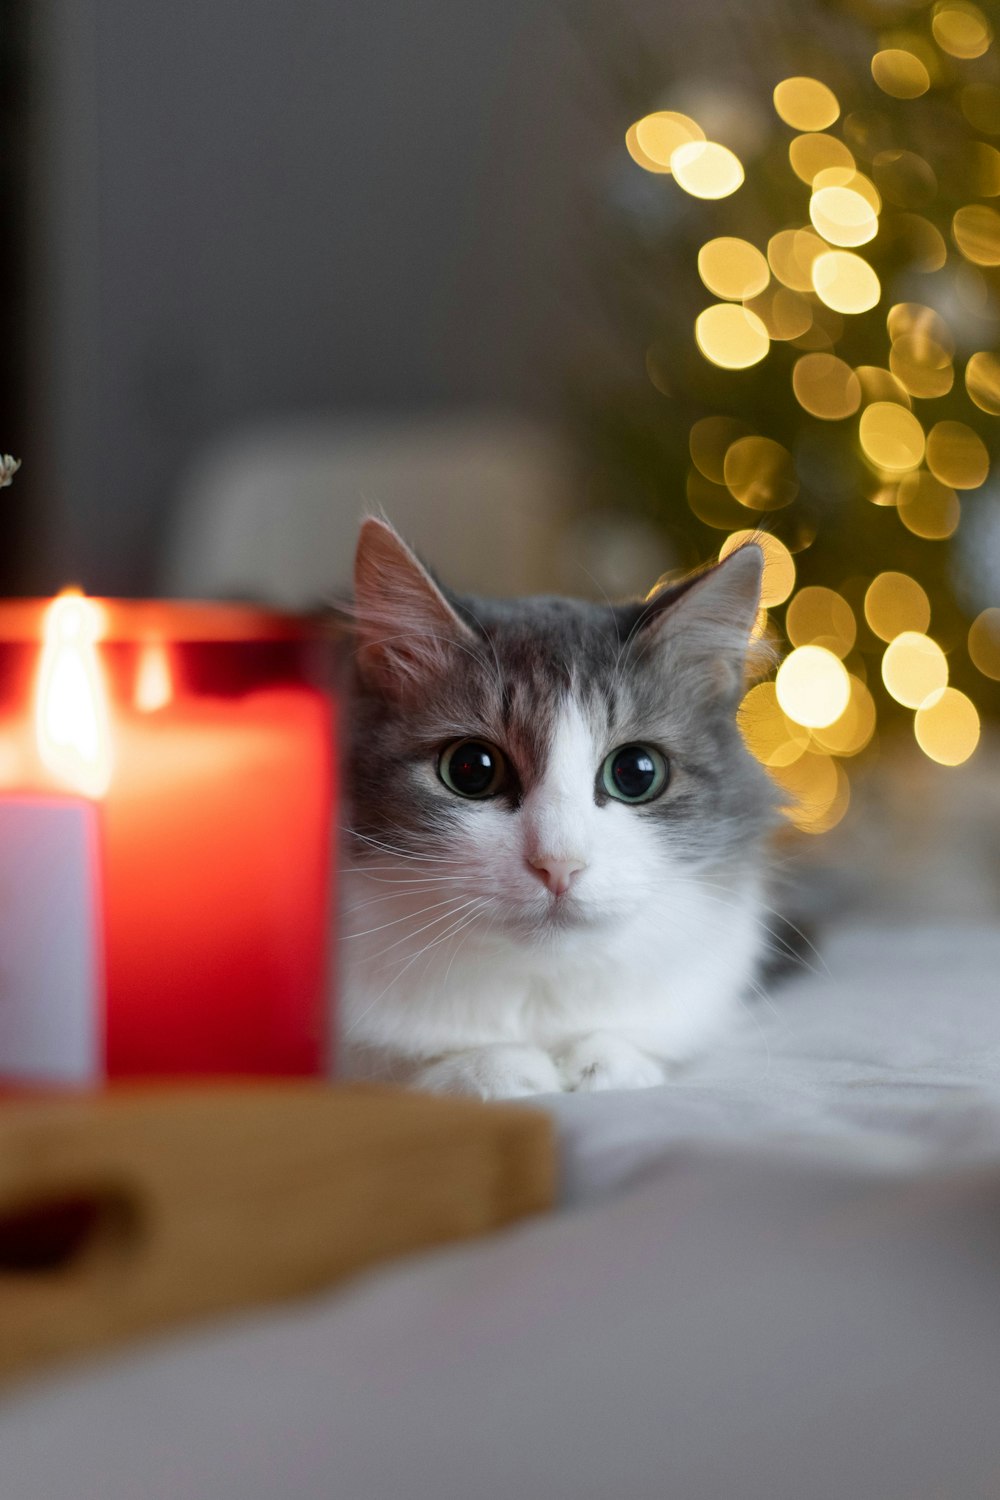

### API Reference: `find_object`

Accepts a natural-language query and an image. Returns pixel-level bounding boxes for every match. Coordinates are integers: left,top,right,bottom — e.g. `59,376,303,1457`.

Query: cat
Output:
338,516,778,1099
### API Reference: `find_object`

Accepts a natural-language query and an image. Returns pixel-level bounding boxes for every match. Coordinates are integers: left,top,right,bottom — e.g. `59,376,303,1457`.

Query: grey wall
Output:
26,0,823,596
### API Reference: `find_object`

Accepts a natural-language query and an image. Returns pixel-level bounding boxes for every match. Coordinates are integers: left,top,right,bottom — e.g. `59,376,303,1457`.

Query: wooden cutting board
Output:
0,1082,555,1384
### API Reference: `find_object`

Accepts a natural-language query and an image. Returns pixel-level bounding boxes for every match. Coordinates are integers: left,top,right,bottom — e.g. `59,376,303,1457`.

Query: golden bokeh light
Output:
633,111,705,170
786,585,857,658
767,228,826,291
865,572,931,641
671,141,745,199
788,133,855,185
744,285,813,341
969,143,1000,197
694,303,770,368
965,351,1000,414
855,365,911,408
738,681,811,767
811,674,876,757
697,237,770,300
812,250,881,314
723,436,798,511
896,471,960,539
931,2,993,59
686,469,748,530
871,49,931,99
792,353,862,420
887,302,954,353
858,402,925,472
625,123,670,175
772,751,850,835
889,334,954,399
776,644,851,727
809,186,879,247
812,167,881,213
961,83,1000,135
719,531,796,606
968,608,1000,680
883,213,948,271
925,420,990,489
873,150,937,209
952,204,1000,266
773,77,840,132
689,415,751,483
914,687,980,766
881,631,948,708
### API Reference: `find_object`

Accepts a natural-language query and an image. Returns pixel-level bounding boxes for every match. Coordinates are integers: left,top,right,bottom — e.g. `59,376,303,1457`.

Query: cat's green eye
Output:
601,744,669,804
439,739,506,799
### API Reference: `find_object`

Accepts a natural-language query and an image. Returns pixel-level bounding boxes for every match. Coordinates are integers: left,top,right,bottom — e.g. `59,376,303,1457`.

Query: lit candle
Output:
0,593,337,1084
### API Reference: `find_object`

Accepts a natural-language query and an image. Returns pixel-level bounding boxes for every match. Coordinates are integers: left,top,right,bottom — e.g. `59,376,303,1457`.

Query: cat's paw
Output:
556,1033,665,1094
411,1045,563,1101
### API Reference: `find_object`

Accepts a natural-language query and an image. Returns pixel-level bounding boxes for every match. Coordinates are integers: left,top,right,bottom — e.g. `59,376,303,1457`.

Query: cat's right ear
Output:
351,518,478,695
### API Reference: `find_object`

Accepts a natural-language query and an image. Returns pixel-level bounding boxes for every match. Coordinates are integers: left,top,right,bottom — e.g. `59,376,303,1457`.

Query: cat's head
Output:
343,518,777,943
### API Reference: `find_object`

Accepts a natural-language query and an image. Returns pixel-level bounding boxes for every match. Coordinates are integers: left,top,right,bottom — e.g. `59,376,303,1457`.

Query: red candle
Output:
0,594,337,1084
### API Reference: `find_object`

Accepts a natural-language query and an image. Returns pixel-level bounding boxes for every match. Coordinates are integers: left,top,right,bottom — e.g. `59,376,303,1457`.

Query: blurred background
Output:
2,0,999,883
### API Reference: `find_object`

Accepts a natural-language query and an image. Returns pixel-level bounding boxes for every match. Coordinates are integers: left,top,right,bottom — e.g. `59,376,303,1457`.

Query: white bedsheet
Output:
4,921,1000,1500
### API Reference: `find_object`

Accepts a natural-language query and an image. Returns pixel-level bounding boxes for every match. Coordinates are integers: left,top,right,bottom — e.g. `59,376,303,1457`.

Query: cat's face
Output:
344,519,776,947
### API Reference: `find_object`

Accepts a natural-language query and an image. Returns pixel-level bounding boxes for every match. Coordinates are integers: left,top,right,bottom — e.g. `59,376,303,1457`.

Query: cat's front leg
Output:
556,1033,665,1093
412,1044,562,1101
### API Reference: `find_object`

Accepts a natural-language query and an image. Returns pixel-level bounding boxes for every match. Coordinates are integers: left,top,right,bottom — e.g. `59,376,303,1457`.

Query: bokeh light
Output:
631,111,705,171
809,185,879,247
965,352,1000,415
785,585,857,657
925,421,990,489
695,304,770,368
719,531,796,606
969,608,1000,680
931,3,993,59
969,143,1000,197
773,77,840,132
792,354,861,419
697,237,770,300
671,141,745,199
881,631,948,708
738,681,811,767
723,437,798,510
788,133,855,184
858,402,924,472
889,334,954,400
873,150,937,209
914,687,980,766
871,49,931,99
961,83,1000,134
772,752,850,834
865,572,931,641
745,286,814,341
952,204,1000,266
689,415,751,482
812,250,881,313
811,674,876,756
767,228,826,291
896,471,960,539
776,644,851,727
855,366,911,408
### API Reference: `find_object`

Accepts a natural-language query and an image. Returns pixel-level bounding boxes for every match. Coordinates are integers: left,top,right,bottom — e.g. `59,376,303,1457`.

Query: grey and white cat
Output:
339,517,778,1099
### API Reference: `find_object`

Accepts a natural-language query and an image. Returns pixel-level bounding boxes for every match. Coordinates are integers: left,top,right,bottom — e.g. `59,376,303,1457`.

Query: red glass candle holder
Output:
0,596,338,1084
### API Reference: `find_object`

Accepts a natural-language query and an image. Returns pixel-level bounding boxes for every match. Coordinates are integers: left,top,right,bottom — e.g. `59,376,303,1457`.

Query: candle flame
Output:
134,643,174,712
35,590,113,798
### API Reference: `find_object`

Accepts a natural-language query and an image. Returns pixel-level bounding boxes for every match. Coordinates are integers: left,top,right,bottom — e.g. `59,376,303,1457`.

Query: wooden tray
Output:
0,1082,555,1384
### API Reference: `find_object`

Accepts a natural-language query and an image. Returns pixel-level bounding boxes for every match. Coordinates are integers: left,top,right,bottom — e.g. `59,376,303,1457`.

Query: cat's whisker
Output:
344,900,491,1036
343,894,478,941
366,897,482,961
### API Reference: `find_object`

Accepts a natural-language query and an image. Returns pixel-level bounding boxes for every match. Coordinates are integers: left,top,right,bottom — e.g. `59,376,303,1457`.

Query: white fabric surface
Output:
5,920,1000,1499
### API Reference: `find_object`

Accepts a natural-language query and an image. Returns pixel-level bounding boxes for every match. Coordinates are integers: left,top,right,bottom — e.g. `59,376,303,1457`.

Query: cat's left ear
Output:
637,544,767,697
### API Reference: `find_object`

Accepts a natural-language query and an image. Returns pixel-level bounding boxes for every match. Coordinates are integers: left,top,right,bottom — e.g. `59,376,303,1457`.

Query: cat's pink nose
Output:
528,855,586,897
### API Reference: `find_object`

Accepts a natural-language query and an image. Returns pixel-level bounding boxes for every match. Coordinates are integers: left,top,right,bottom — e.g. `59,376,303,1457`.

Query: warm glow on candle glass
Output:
135,644,175,713
35,591,114,798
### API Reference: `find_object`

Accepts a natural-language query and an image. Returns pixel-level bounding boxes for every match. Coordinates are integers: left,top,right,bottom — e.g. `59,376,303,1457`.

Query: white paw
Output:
411,1045,563,1101
557,1034,665,1094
